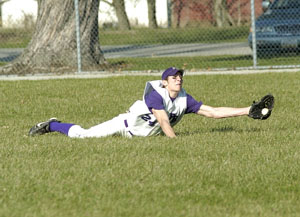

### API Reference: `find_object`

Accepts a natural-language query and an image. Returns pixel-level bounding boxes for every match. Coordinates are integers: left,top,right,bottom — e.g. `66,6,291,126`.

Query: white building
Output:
2,0,168,28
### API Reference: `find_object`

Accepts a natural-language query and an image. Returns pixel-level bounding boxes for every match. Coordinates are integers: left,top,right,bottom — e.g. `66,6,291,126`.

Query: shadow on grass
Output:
212,52,300,63
211,126,236,133
211,55,252,62
177,126,262,136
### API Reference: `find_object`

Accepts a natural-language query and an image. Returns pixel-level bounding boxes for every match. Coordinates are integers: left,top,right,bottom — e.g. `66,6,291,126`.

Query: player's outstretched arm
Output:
152,108,176,138
197,104,250,119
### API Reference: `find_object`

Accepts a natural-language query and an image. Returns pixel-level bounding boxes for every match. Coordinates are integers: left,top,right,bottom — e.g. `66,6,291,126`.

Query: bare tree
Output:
0,0,10,27
237,0,241,26
228,0,249,26
172,0,187,28
147,0,157,28
34,0,41,16
102,0,131,30
0,0,107,75
213,0,235,27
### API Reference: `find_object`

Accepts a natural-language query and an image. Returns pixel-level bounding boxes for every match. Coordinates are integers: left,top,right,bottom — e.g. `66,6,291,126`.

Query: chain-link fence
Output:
0,0,299,75
249,0,300,69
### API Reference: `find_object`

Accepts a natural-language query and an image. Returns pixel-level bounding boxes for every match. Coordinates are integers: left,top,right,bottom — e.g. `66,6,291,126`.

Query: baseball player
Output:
29,67,274,138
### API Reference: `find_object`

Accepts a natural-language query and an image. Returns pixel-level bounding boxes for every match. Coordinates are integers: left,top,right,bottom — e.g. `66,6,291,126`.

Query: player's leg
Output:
28,118,63,136
67,114,130,138
29,114,131,138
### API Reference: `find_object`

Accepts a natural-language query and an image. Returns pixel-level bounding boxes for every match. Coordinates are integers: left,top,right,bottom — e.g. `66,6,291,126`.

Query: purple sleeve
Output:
185,94,203,114
145,90,165,112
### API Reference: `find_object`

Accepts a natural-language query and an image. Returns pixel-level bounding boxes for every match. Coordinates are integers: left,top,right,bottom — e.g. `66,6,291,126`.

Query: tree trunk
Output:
36,0,41,16
224,0,235,26
0,0,10,27
147,0,157,28
173,0,185,28
0,0,108,75
112,0,131,30
237,0,241,26
0,4,2,27
214,0,223,27
213,0,234,27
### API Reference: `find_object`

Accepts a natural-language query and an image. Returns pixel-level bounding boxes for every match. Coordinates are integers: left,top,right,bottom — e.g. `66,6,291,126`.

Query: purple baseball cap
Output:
162,67,184,80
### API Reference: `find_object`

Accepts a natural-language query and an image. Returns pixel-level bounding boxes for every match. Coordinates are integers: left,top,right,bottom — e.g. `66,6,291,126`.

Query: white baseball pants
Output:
67,114,133,138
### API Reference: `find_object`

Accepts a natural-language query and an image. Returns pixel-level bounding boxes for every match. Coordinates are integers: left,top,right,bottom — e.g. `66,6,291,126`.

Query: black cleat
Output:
28,118,60,136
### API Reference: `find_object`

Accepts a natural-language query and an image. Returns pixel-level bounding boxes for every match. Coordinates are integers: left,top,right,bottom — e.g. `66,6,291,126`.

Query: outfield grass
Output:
1,54,299,73
107,54,300,71
0,26,249,48
0,72,300,217
99,26,249,45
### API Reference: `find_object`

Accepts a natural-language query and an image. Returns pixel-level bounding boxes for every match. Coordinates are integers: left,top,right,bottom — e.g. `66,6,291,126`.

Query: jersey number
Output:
141,114,157,126
141,113,178,126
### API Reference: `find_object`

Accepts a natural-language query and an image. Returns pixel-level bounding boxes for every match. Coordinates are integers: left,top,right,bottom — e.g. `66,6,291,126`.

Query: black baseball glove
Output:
248,94,274,120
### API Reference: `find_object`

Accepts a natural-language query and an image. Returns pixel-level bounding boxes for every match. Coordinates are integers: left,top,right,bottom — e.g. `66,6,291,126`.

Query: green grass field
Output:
1,72,300,217
99,26,249,45
107,54,300,71
0,26,249,48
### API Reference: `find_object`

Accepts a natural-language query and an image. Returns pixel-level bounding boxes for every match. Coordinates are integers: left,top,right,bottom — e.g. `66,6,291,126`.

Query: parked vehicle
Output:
248,0,300,56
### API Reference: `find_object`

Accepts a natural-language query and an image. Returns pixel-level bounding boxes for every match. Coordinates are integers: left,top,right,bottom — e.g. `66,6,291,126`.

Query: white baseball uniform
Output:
67,80,188,138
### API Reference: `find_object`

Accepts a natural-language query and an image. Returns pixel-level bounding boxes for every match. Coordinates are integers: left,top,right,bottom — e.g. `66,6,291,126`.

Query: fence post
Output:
74,0,82,73
250,0,257,68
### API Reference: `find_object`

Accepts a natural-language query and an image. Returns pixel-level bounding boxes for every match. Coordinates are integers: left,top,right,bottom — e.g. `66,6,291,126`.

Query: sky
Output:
2,0,168,27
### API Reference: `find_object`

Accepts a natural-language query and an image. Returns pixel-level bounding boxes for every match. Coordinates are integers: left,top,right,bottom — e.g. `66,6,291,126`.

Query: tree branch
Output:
101,0,113,7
